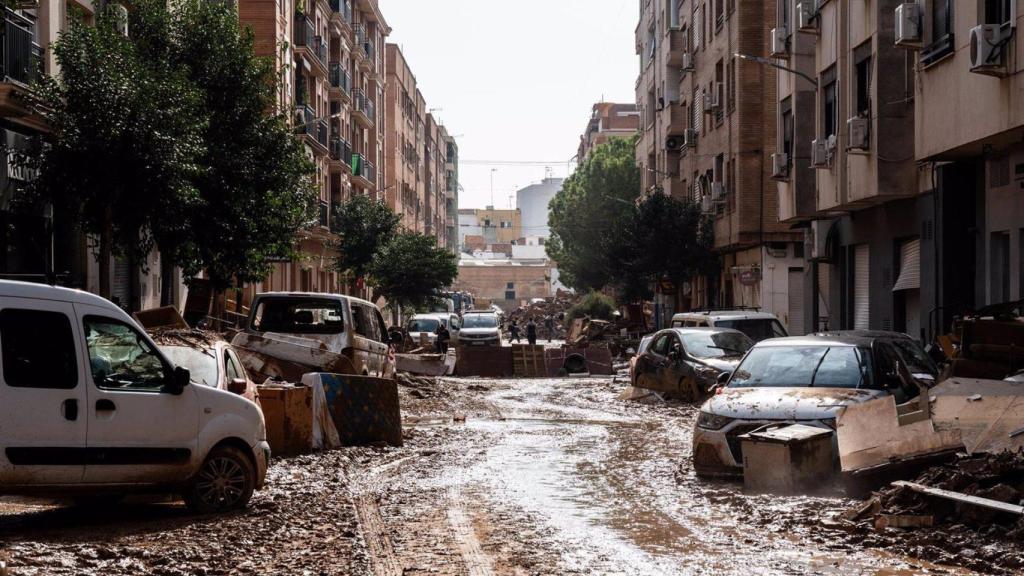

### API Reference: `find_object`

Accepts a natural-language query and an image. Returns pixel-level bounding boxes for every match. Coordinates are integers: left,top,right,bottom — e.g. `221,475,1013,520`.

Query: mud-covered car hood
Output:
703,386,888,421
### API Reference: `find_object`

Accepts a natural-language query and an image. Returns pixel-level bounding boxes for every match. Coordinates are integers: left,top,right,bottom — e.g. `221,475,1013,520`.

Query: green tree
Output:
331,194,402,288
367,232,458,317
547,136,640,292
612,191,716,301
28,5,206,298
135,0,317,298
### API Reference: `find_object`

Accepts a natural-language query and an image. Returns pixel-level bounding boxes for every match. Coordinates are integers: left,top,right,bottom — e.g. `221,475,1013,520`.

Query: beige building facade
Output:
578,102,640,162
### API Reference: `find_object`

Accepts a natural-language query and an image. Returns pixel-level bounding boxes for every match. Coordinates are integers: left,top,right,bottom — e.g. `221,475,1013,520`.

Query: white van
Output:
0,281,268,513
670,310,789,342
236,293,392,377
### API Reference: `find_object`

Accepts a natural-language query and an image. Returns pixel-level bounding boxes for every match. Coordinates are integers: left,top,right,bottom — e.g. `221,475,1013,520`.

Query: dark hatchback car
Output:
633,328,754,401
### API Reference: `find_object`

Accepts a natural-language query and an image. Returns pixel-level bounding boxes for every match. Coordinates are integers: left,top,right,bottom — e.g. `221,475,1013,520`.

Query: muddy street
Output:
0,376,1003,575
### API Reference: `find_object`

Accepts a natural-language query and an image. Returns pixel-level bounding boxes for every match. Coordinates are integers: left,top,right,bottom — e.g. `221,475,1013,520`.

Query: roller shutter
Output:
853,245,870,330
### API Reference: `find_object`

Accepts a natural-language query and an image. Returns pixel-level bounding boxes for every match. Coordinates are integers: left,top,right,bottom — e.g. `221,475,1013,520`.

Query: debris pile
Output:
846,451,1024,539
503,295,576,340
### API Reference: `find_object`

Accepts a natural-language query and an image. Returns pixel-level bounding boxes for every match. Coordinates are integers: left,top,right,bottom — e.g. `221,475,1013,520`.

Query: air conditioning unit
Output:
771,153,790,179
811,139,829,168
711,182,725,200
682,52,695,72
847,117,870,151
683,128,698,147
771,27,789,58
701,194,714,214
894,3,922,48
666,135,685,151
970,24,1008,76
797,2,818,32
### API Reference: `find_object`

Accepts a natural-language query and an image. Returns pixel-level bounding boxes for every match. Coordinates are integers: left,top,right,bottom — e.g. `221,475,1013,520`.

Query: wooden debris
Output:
892,480,1024,516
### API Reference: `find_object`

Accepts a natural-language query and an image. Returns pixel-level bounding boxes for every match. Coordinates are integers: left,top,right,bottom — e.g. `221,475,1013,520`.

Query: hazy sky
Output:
383,0,638,210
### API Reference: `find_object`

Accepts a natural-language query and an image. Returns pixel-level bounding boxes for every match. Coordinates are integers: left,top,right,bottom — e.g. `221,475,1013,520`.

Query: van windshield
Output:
251,298,345,334
714,319,788,342
463,314,498,329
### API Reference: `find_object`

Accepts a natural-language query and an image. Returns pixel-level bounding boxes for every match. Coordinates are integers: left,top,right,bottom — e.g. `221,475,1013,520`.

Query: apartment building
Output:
770,0,921,337
239,0,389,297
578,102,640,162
910,0,1023,339
636,0,803,330
444,134,460,253
458,208,522,248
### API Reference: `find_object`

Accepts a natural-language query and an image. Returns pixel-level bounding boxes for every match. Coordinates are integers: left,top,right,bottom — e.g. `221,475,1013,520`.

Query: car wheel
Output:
184,446,255,514
679,377,701,403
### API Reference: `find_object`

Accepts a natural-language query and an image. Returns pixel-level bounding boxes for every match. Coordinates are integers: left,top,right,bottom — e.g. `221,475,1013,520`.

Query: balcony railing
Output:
3,9,40,86
352,153,375,186
315,35,328,67
316,119,328,148
295,104,316,138
329,0,352,25
329,62,351,95
353,89,374,124
364,39,376,71
318,200,329,228
294,13,315,49
354,23,367,57
330,136,351,163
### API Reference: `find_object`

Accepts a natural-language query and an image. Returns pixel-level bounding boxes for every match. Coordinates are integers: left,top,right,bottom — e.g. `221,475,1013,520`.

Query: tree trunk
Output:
160,254,174,307
210,288,226,331
98,207,112,299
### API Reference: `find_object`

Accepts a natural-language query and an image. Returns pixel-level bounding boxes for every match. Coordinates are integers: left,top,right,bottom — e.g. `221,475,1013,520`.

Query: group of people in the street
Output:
509,315,557,346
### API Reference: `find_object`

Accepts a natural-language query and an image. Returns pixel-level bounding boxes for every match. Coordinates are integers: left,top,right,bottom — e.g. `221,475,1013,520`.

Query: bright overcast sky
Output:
383,0,637,210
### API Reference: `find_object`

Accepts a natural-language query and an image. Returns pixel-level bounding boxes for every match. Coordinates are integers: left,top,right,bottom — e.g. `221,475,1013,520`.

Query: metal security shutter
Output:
892,239,921,292
788,268,805,336
113,258,131,310
854,245,870,330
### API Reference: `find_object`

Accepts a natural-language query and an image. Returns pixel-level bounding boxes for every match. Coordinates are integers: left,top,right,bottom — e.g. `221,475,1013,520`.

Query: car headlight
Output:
696,411,734,431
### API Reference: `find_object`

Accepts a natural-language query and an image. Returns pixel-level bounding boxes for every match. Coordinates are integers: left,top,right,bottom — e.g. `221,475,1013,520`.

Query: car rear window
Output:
730,346,873,389
714,319,788,342
408,318,440,332
162,346,219,388
251,298,344,334
0,308,78,389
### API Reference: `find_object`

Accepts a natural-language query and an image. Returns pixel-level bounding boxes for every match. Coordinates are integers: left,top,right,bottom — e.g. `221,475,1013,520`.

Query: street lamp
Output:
734,52,818,88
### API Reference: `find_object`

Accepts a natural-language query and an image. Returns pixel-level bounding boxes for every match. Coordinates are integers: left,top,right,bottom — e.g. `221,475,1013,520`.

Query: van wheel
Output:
184,446,255,514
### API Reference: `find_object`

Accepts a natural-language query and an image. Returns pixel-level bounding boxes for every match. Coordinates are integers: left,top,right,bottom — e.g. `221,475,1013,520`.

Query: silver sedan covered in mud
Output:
692,335,935,477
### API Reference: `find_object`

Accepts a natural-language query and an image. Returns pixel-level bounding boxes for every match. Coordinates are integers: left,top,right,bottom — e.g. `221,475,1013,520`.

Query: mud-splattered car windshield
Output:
680,331,753,359
729,345,874,389
462,314,499,329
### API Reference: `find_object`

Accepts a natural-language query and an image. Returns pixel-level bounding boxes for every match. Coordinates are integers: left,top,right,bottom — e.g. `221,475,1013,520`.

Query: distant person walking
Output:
544,315,556,343
526,318,538,347
510,320,521,343
434,322,451,354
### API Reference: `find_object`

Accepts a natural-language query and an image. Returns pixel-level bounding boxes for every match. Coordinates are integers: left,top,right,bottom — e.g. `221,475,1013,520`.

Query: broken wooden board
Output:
836,395,963,473
930,378,1024,454
893,481,1024,516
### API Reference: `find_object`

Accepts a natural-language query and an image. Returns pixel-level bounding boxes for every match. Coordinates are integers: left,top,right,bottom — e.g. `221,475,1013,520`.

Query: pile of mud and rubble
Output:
838,451,1024,574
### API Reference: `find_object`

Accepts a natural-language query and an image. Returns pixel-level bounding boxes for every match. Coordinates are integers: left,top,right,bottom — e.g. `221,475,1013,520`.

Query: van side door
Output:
0,298,87,486
76,305,200,484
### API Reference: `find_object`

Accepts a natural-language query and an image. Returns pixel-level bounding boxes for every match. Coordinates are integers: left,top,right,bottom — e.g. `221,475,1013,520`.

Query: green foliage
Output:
28,5,206,271
564,291,617,327
29,0,316,293
331,195,402,281
547,136,640,291
367,232,458,311
612,191,716,301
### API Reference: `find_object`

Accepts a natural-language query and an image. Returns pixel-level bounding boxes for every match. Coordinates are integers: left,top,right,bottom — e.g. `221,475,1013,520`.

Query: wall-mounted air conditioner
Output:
894,3,922,48
811,139,829,168
771,153,790,179
970,24,1009,76
797,2,818,33
682,52,695,73
847,117,870,151
683,128,698,148
771,27,789,58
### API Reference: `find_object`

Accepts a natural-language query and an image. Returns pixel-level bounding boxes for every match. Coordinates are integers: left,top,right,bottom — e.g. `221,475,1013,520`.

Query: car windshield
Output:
729,345,873,389
463,314,498,329
408,318,440,332
715,319,788,342
161,346,218,388
891,339,938,377
680,331,753,359
251,298,345,334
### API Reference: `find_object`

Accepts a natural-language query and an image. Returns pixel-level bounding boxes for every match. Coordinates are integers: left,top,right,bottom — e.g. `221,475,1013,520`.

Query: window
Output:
923,0,954,65
779,0,790,30
714,60,724,125
668,0,680,28
780,96,794,163
505,290,516,301
252,297,344,334
692,4,704,50
225,350,243,382
84,317,168,391
651,334,671,355
821,66,837,139
726,57,736,113
983,0,1011,25
0,309,78,389
714,0,724,29
352,304,380,340
991,231,1011,304
853,42,872,117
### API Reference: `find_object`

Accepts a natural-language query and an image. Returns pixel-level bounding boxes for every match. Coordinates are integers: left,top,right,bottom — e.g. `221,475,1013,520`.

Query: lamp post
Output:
734,52,818,87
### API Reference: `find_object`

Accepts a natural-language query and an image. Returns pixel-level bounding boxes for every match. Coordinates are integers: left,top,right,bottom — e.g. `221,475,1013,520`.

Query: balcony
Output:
666,28,687,66
329,0,352,29
329,62,351,100
329,136,352,169
2,10,40,87
294,14,327,74
354,23,374,73
318,200,329,229
352,88,374,128
661,103,688,137
352,153,376,188
294,104,316,139
315,36,328,68
316,118,328,148
354,23,368,61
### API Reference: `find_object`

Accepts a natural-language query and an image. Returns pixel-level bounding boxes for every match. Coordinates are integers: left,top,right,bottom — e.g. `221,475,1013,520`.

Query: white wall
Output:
761,246,806,333
516,178,564,238
512,244,547,260
458,213,482,246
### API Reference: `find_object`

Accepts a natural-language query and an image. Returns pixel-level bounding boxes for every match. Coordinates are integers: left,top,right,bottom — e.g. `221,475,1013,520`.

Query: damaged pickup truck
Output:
692,333,937,477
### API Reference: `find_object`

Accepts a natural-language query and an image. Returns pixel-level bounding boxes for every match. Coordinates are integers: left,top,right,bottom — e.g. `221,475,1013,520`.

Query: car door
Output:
76,305,199,484
663,334,691,395
449,314,461,343
0,298,87,486
638,333,670,392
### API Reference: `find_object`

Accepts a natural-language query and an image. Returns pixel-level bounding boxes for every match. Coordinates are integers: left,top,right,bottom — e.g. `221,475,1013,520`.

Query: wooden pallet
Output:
512,344,547,377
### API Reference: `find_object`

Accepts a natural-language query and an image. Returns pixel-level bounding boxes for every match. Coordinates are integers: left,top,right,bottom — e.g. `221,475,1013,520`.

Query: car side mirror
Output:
717,371,732,386
167,366,190,395
228,378,248,395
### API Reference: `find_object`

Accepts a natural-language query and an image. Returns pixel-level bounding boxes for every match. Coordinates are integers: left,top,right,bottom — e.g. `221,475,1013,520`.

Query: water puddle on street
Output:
429,378,976,575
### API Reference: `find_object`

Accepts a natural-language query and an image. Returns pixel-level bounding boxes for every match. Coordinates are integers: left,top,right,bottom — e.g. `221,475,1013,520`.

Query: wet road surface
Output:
0,376,996,574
